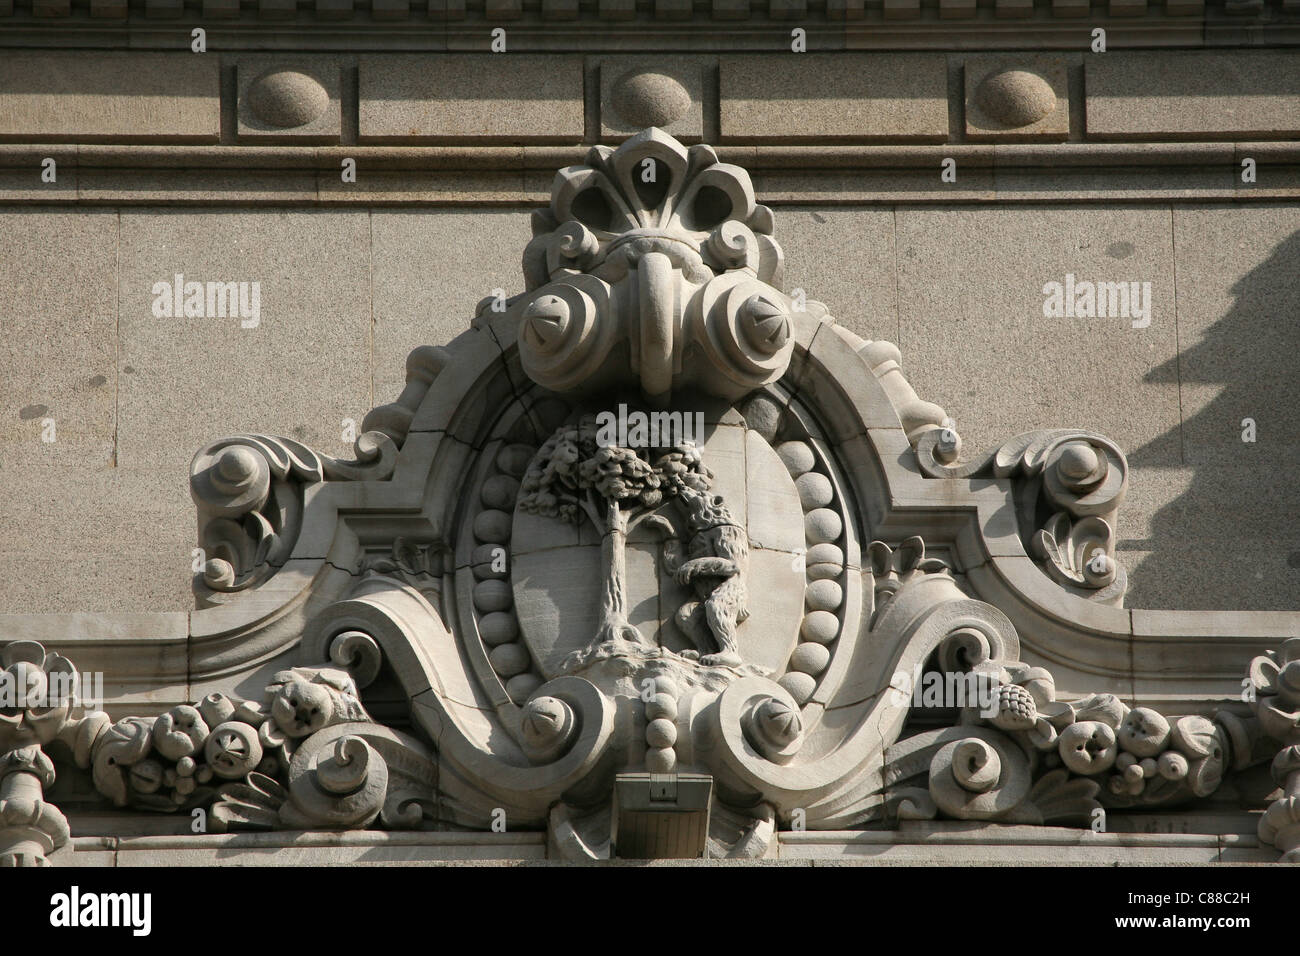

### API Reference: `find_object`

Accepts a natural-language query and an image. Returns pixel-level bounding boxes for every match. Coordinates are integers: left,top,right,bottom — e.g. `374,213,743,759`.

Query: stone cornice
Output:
0,0,1297,52
1,142,1297,202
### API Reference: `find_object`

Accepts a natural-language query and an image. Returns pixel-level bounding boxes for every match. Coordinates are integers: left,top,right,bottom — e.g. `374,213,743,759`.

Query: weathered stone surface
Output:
898,206,1181,470
1087,53,1300,139
0,54,219,141
0,209,117,470
115,210,371,481
1166,205,1300,466
719,54,949,142
370,211,530,402
358,55,584,142
773,208,897,343
1098,206,1300,611
0,469,192,614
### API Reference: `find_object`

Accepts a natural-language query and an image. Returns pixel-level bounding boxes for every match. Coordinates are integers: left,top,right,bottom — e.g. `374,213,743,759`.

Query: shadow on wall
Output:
1125,228,1300,611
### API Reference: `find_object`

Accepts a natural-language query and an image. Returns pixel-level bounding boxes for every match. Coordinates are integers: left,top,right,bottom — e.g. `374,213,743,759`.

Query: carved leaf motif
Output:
1026,768,1101,825
210,772,287,832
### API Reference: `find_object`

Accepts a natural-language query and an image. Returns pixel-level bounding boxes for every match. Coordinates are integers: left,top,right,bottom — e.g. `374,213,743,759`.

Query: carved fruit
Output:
1117,707,1171,758
1058,721,1118,775
991,683,1037,732
152,704,210,761
205,721,264,780
1169,715,1217,758
129,759,164,794
270,680,333,738
1158,751,1189,780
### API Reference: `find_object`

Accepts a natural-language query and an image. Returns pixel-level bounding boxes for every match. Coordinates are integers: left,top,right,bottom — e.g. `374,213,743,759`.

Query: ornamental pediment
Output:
3,129,1298,865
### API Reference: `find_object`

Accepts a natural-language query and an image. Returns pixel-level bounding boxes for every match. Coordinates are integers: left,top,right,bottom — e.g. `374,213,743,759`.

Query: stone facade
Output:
1,6,1299,865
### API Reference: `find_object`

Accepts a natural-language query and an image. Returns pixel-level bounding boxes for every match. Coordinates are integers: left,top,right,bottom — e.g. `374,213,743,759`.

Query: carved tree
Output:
518,415,711,655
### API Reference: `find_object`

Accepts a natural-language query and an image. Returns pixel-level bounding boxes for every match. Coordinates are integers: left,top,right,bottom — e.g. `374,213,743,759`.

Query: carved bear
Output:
667,489,750,668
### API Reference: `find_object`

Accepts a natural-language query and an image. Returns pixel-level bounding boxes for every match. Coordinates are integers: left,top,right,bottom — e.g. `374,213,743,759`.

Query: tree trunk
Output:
598,498,629,635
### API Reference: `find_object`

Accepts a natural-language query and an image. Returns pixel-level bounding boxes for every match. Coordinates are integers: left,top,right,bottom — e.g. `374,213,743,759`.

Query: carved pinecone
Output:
991,683,1037,732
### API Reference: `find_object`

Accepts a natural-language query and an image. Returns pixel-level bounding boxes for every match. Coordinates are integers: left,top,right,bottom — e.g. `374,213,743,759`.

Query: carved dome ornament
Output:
246,69,330,129
1,129,1291,865
609,70,693,128
973,68,1057,128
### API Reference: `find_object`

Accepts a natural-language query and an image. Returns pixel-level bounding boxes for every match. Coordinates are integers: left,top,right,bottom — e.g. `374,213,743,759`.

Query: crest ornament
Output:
4,129,1290,865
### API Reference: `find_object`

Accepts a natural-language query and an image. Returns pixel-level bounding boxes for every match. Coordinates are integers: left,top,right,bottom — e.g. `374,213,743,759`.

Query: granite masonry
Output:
0,4,1298,864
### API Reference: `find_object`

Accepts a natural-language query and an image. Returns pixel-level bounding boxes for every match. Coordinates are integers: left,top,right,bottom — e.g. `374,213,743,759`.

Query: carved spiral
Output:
191,443,272,518
702,220,759,273
516,277,617,393
1040,436,1127,518
688,275,795,396
546,221,600,275
951,738,1001,792
316,736,372,794
328,630,383,690
929,729,1032,820
282,731,388,829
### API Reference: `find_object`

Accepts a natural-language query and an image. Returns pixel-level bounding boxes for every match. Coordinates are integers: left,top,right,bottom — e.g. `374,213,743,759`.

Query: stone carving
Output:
662,487,749,667
361,345,448,448
515,127,793,404
15,129,1292,864
973,68,1056,127
0,640,437,864
190,432,396,598
918,427,1128,603
0,641,107,865
882,657,1245,828
246,69,329,129
609,70,692,129
90,666,385,815
359,537,450,615
518,414,728,667
1245,639,1300,861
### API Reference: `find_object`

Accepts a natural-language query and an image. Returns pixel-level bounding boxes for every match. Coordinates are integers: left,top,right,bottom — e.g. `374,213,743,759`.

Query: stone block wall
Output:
1,35,1298,615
